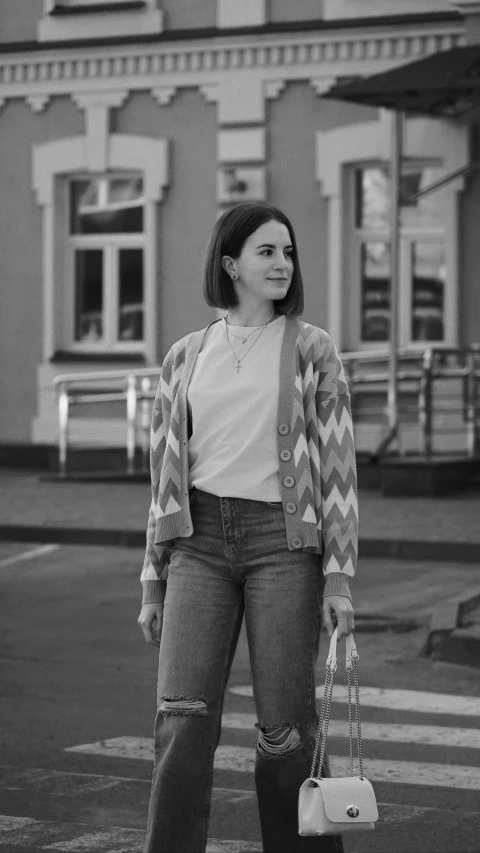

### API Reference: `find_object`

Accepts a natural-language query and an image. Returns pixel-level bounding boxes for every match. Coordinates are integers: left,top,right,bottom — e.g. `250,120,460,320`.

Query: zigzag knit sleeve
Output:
140,355,174,606
316,338,358,601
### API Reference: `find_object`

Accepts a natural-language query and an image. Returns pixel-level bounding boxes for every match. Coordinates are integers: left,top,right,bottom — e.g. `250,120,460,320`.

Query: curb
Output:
0,525,144,548
1,526,480,562
359,538,480,563
427,585,480,667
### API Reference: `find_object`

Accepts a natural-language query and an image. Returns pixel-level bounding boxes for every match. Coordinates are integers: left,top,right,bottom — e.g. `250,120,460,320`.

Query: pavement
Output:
2,475,480,850
2,541,480,852
2,466,480,670
1,468,480,558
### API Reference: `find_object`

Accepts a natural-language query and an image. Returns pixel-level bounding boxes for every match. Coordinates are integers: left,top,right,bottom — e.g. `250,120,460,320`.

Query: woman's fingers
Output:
138,604,164,648
322,595,355,641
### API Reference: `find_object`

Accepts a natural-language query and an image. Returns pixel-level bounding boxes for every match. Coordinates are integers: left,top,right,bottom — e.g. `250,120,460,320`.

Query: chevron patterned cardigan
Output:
141,314,358,605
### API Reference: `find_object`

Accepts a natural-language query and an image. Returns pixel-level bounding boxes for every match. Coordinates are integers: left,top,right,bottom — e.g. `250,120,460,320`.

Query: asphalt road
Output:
1,541,480,852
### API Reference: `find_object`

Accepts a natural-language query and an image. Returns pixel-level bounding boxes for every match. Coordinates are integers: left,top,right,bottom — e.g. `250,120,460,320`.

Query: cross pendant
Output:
236,363,241,372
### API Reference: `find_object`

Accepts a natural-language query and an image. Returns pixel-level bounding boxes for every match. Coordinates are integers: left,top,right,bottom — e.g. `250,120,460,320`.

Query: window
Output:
68,174,145,352
352,163,447,348
49,0,147,13
39,0,163,41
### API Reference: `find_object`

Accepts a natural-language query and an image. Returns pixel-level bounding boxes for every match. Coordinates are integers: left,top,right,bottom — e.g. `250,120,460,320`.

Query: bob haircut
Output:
202,202,304,316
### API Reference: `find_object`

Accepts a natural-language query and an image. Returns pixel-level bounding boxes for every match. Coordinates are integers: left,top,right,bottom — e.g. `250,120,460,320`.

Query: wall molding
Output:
151,85,177,105
217,0,266,29
26,93,51,112
31,128,169,441
0,24,464,113
315,111,469,349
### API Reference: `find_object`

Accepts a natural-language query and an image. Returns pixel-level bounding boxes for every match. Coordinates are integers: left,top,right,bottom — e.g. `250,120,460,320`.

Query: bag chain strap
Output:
309,642,364,782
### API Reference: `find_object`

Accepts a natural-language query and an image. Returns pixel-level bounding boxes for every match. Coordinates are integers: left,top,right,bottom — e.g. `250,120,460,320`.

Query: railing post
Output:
58,382,69,479
466,352,478,458
419,348,433,457
140,377,151,473
126,374,137,476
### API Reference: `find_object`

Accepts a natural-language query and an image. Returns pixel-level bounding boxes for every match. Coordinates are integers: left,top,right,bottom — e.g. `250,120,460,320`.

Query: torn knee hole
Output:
257,724,301,755
160,697,207,716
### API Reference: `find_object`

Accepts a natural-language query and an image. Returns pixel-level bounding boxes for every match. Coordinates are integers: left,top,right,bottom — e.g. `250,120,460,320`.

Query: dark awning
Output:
322,45,480,121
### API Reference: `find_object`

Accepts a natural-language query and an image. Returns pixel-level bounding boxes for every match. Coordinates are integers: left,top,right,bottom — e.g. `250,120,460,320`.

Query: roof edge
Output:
0,10,464,55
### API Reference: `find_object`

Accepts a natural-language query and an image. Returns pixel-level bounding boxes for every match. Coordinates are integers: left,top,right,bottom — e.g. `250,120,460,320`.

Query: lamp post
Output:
386,109,403,441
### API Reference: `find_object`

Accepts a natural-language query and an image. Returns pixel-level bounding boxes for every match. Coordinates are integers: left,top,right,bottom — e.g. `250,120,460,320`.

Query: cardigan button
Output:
291,537,303,549
286,502,297,514
278,423,289,435
280,449,292,461
283,475,295,488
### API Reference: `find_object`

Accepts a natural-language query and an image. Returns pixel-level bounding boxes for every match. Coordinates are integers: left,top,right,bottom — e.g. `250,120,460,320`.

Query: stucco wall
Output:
161,0,216,30
114,89,217,360
0,96,83,441
269,1,323,23
0,0,42,43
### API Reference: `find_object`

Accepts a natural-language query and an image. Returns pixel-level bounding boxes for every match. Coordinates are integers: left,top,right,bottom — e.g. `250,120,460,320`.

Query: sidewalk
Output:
1,468,480,558
2,468,480,674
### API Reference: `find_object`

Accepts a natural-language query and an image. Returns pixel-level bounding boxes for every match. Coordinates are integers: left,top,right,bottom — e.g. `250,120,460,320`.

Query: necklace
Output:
224,312,279,373
224,317,268,344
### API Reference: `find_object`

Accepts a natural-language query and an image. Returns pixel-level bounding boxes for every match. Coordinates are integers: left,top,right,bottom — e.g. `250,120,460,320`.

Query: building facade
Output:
0,0,478,448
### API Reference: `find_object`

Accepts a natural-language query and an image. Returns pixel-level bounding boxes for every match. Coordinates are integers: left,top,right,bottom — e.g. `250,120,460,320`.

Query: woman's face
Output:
224,219,294,303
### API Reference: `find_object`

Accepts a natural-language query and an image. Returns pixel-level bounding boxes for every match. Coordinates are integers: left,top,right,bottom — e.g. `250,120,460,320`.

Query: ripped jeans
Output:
143,486,344,853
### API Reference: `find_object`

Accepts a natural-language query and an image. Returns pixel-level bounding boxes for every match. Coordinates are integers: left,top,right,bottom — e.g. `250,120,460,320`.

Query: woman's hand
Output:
322,595,354,642
138,603,164,648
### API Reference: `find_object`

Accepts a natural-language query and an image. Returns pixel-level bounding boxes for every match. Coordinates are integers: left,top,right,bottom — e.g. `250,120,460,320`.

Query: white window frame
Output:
49,0,146,8
38,0,163,41
315,112,468,351
33,131,168,365
349,159,449,351
66,172,146,354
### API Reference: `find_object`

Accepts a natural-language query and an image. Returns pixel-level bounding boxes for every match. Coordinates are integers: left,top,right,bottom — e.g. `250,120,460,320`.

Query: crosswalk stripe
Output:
0,544,60,570
222,712,480,748
66,738,480,789
230,684,480,716
0,815,263,852
214,747,480,789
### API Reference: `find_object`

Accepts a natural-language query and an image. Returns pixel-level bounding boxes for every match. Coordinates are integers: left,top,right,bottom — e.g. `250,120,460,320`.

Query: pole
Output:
387,109,403,440
126,374,137,476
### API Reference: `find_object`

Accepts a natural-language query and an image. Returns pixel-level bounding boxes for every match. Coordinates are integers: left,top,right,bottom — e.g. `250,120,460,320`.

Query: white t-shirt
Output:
187,314,287,500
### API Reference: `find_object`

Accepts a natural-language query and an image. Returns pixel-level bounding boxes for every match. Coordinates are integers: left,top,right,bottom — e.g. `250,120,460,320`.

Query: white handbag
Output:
298,626,379,836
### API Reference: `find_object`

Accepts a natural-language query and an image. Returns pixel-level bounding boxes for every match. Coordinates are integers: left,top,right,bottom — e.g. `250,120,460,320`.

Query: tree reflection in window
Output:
360,242,391,343
71,176,144,234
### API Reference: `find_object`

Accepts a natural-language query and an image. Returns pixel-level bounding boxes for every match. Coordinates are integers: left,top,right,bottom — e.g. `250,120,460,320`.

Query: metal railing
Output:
341,346,480,458
52,345,480,477
52,367,161,477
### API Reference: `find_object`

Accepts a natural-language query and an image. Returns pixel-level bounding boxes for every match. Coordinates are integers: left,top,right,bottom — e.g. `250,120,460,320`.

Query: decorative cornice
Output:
310,76,337,97
0,25,465,106
71,89,129,110
151,85,177,105
26,93,50,112
263,79,286,99
198,83,219,104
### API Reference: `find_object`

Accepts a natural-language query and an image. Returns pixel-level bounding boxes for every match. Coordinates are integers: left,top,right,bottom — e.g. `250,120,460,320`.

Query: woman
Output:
138,202,357,853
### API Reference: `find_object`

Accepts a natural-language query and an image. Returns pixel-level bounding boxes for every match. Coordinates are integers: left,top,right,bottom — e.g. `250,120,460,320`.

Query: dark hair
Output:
202,202,304,316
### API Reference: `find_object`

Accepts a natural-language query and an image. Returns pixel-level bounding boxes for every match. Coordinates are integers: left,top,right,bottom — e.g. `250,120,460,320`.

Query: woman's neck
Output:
226,306,278,327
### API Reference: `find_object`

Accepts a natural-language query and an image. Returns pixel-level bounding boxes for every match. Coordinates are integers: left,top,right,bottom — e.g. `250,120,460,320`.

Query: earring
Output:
232,273,237,280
